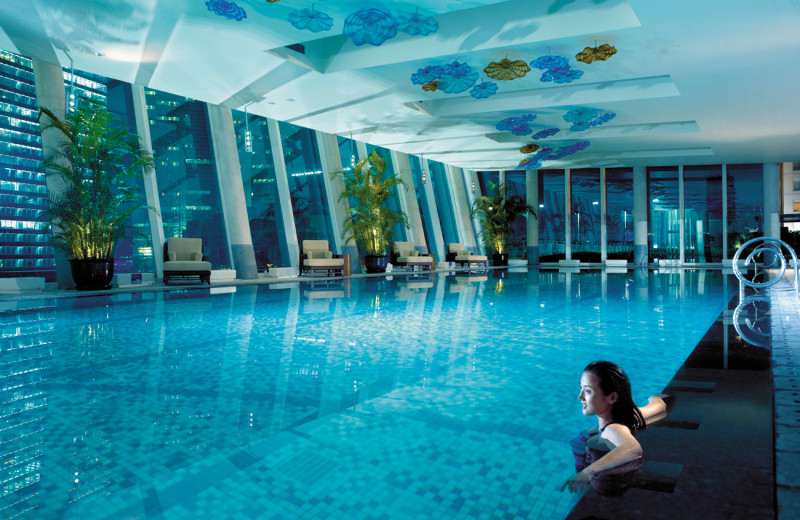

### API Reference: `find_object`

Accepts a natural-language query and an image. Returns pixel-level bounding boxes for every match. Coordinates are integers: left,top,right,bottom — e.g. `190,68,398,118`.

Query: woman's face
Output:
579,371,616,418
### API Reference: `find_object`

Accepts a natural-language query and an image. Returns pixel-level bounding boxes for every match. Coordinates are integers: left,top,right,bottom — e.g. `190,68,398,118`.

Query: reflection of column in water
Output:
634,267,649,300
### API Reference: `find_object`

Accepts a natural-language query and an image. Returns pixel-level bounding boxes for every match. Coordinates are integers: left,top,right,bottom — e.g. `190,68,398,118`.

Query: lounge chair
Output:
391,241,434,271
163,237,212,285
301,239,345,276
446,243,488,269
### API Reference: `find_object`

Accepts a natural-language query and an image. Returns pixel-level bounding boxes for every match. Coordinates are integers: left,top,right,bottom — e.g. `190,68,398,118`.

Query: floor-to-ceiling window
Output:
409,154,438,255
539,170,565,261
0,49,56,280
366,144,406,242
233,110,288,270
648,167,680,261
570,168,601,261
684,165,723,262
505,171,527,258
606,168,634,261
476,171,500,195
145,88,230,268
429,159,459,248
66,69,156,274
279,121,334,247
727,164,764,258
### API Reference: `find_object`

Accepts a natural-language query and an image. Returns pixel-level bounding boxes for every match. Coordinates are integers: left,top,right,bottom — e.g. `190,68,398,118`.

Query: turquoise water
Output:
1,269,733,519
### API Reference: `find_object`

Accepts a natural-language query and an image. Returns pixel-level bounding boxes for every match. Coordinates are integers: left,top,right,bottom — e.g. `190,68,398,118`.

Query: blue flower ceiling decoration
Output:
343,8,398,46
411,65,444,85
518,157,543,170
470,82,498,99
530,54,583,84
206,0,246,21
564,108,615,131
532,127,560,140
542,68,583,84
288,7,333,32
397,12,438,36
530,55,569,71
496,114,537,136
517,140,591,169
437,61,478,93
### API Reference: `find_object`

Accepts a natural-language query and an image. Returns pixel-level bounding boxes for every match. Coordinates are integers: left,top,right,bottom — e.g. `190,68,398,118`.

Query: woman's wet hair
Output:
584,360,646,432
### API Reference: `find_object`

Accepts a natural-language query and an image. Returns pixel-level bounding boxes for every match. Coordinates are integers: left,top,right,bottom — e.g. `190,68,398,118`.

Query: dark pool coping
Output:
567,273,800,520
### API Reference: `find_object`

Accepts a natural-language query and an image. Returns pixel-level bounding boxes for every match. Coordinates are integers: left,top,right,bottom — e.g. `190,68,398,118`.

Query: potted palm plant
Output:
39,101,154,290
332,150,408,273
471,180,536,266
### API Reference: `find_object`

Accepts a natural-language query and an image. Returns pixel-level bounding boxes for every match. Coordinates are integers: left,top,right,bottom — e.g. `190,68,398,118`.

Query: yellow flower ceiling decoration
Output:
575,44,617,64
520,143,540,154
483,58,531,80
422,80,439,91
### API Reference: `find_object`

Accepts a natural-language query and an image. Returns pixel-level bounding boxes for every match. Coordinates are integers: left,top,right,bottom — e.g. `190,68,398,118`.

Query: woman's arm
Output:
565,424,642,492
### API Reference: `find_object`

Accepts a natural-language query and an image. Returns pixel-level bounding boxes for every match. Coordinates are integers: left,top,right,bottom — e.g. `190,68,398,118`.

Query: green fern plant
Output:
38,101,154,260
471,181,536,254
332,150,408,256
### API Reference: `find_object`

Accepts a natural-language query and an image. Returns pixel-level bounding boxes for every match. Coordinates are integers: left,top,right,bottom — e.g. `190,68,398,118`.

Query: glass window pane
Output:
606,168,634,262
539,170,565,261
278,121,333,247
409,154,438,255
366,144,406,242
684,165,722,262
648,167,679,261
145,88,230,268
233,110,288,269
0,48,56,280
571,168,601,261
429,160,459,247
476,171,499,195
68,71,156,275
727,164,763,257
505,171,527,258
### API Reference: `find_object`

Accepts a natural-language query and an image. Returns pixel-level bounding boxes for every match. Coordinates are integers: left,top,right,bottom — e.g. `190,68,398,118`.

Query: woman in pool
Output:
566,360,671,493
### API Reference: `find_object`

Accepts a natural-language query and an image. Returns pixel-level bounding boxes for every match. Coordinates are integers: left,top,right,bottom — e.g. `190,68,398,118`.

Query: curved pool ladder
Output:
732,237,799,301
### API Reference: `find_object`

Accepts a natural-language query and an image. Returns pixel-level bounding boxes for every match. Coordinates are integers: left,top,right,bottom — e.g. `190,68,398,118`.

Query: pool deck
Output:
1,267,798,519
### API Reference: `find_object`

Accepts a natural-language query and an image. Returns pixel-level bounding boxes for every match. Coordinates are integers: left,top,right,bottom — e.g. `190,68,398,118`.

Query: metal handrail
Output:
732,237,799,301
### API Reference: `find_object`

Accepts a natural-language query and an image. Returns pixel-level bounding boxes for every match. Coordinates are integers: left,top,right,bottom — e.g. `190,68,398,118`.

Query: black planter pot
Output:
70,258,115,291
492,253,509,266
364,254,389,273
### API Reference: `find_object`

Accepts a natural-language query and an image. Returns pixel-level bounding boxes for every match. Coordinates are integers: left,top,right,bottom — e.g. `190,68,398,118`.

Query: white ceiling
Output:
2,0,800,170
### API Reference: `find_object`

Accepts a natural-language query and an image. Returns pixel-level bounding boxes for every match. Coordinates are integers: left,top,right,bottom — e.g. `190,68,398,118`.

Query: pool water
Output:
0,269,734,519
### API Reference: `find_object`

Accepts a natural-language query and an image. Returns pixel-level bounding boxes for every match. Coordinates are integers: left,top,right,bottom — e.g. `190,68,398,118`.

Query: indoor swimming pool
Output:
0,269,736,519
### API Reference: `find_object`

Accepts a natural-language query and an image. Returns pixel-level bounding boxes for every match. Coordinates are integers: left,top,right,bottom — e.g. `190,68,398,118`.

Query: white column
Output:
130,85,165,280
633,166,648,266
678,165,685,264
722,164,728,259
267,119,300,268
391,150,426,250
207,104,257,279
316,131,360,273
526,170,539,265
565,169,572,260
764,162,781,239
446,164,478,251
600,168,607,262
